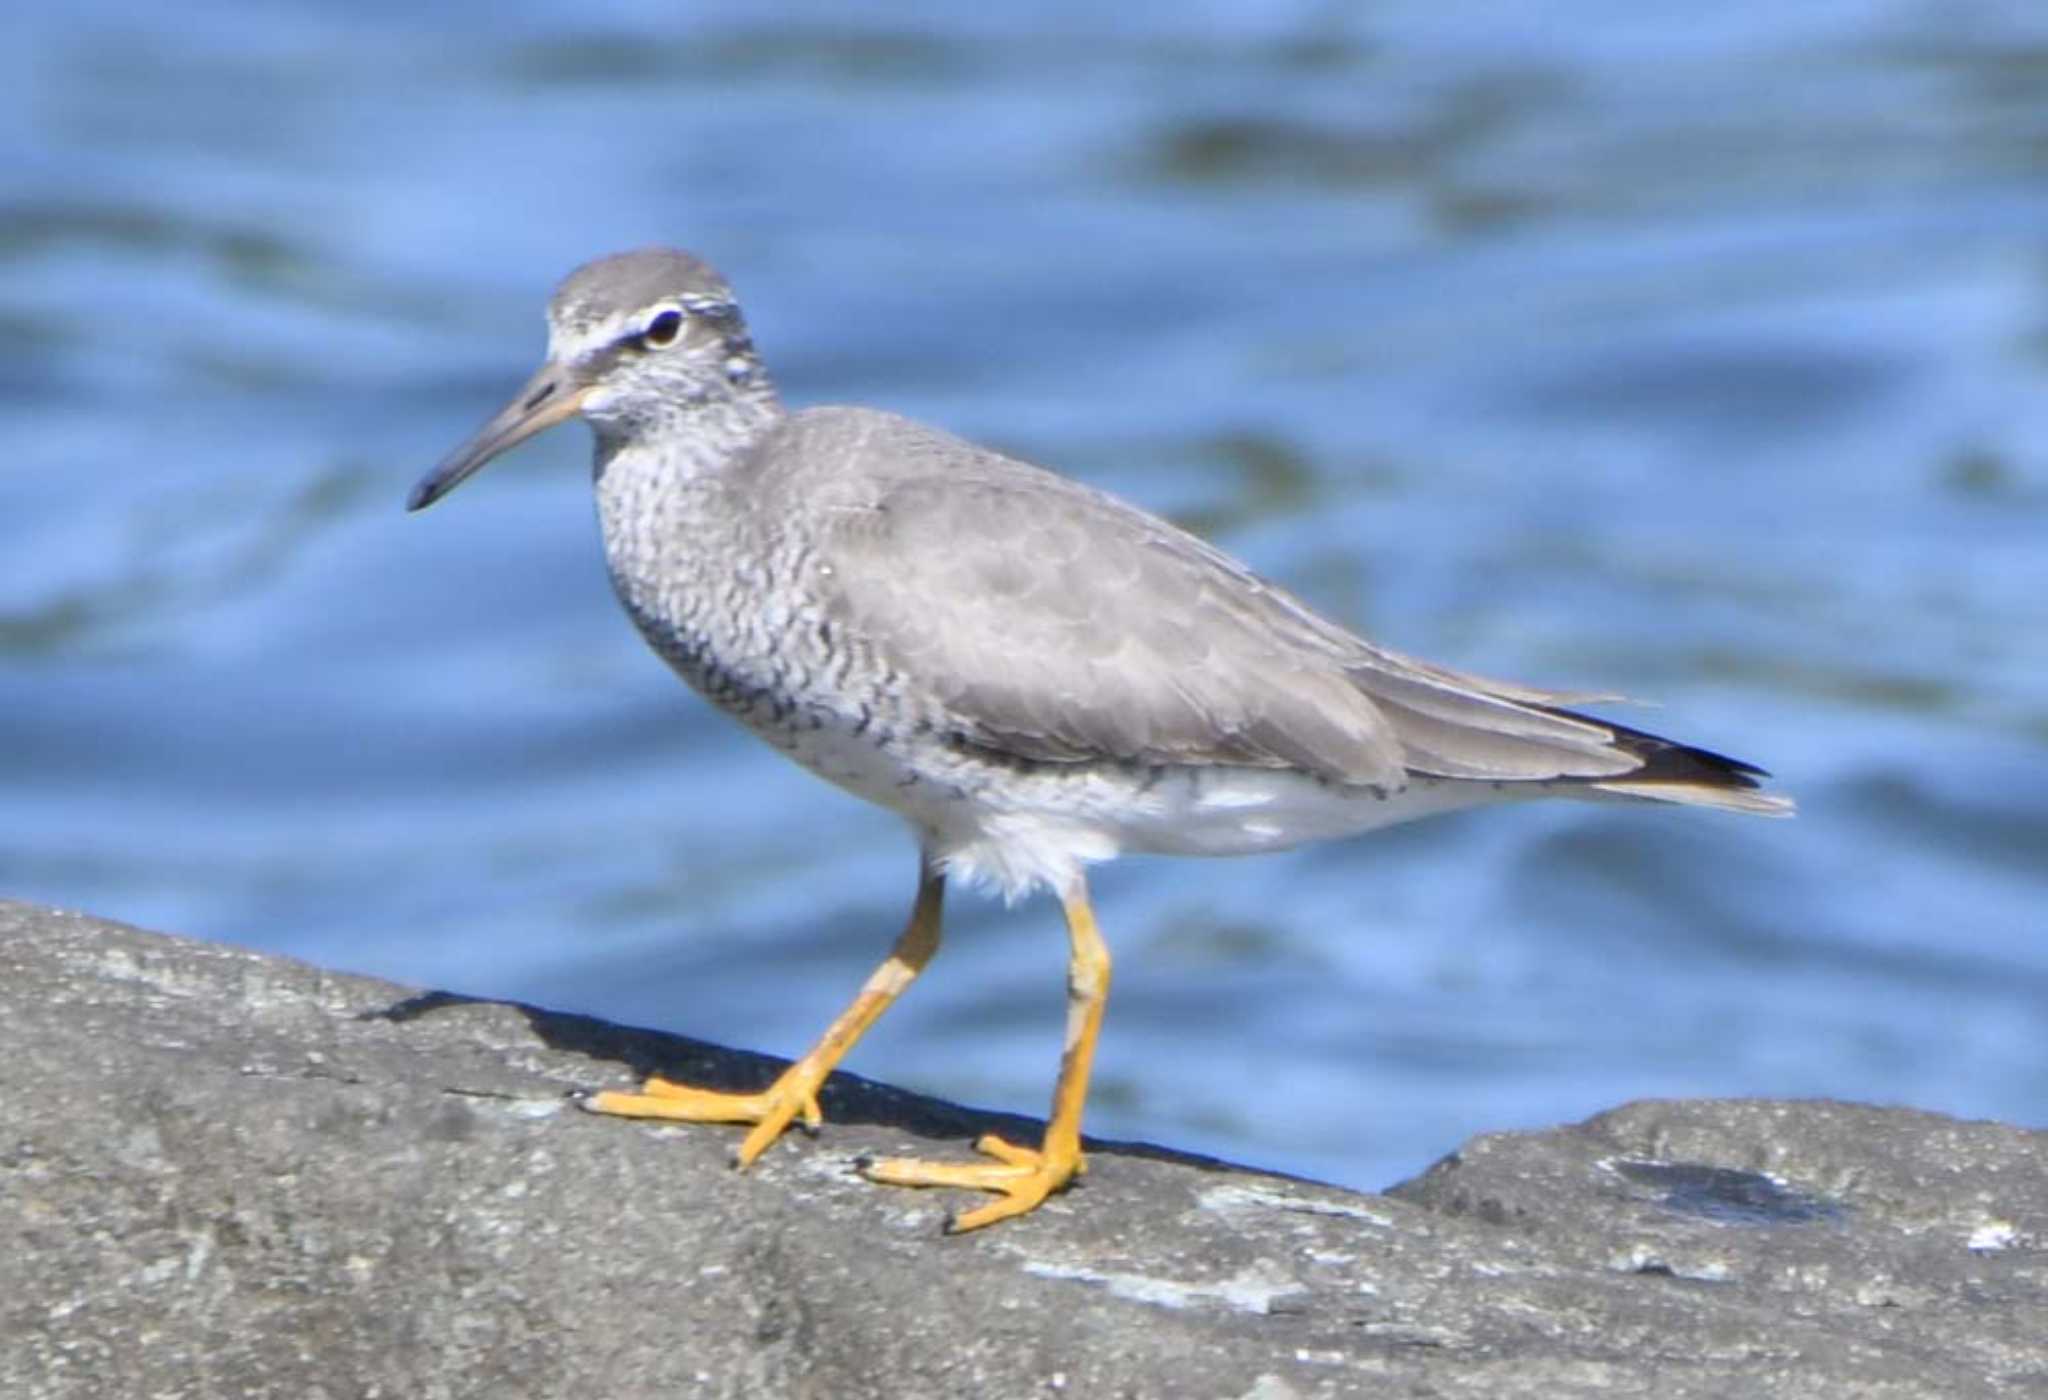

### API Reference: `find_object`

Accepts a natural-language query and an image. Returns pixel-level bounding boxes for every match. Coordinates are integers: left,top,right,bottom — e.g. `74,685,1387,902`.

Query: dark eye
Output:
642,309,684,348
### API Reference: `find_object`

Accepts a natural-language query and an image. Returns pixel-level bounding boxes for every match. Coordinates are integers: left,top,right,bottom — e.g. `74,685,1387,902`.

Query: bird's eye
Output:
642,309,684,348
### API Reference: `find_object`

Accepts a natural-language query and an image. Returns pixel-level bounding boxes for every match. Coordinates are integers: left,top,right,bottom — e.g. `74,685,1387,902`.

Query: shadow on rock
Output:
357,986,1255,1177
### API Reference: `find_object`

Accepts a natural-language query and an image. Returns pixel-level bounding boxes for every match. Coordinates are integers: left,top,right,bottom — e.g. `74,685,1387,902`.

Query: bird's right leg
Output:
862,876,1109,1231
582,858,945,1167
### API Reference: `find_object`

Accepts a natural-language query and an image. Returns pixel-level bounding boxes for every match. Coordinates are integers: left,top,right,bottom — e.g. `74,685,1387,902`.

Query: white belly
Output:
909,761,1531,903
728,695,1538,903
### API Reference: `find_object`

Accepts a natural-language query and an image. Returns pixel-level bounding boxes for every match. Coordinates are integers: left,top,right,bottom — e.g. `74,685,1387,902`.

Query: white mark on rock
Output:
504,1098,564,1120
1608,1244,1732,1282
1199,1182,1393,1228
183,1228,214,1282
1021,1260,1306,1315
1968,1220,2017,1253
796,1151,869,1184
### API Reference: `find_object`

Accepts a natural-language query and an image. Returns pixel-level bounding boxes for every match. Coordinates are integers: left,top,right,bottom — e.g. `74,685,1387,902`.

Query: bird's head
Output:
408,247,770,512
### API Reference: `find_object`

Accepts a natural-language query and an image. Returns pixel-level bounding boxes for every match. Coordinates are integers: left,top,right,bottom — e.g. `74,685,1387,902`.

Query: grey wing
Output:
806,421,1647,789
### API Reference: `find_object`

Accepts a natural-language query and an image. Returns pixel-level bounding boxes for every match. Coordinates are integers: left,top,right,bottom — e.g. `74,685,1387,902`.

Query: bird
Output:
407,247,1792,1233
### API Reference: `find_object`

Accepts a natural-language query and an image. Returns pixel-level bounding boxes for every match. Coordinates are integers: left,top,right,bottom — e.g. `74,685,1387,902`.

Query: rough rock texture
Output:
3,899,2043,1399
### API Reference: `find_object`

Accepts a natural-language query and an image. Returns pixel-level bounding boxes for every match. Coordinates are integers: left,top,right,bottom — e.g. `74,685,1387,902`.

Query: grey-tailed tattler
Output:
408,247,1791,1232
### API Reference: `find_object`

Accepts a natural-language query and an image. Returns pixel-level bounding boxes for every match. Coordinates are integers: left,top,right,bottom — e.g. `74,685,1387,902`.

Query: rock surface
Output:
2,898,2042,1399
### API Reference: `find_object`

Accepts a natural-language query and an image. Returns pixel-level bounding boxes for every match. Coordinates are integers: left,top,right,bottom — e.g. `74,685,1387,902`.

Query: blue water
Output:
5,2,2046,1191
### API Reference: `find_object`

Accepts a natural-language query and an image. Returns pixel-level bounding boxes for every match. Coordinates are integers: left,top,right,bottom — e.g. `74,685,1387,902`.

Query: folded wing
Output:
793,409,1787,814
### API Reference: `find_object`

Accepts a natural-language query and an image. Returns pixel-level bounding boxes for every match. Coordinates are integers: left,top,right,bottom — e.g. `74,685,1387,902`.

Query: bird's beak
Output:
406,360,593,512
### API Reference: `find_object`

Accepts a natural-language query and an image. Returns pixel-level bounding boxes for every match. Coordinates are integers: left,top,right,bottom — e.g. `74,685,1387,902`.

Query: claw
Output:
585,1067,827,1168
863,1133,1084,1233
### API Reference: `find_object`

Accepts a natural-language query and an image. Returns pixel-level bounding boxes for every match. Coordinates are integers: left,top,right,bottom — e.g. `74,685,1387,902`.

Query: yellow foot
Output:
862,1132,1083,1232
582,1070,823,1168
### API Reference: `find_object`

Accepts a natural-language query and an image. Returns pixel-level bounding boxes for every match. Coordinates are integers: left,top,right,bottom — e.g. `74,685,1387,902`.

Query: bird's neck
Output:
591,383,784,598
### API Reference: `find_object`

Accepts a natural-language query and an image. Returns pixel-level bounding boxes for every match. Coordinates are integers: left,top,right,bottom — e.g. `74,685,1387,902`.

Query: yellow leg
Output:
864,878,1111,1232
586,860,945,1167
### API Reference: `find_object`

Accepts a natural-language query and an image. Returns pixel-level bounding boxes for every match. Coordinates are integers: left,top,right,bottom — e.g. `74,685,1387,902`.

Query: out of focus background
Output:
5,3,2045,1191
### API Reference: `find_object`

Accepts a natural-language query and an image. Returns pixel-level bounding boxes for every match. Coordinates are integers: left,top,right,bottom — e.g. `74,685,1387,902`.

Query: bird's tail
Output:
1579,716,1795,817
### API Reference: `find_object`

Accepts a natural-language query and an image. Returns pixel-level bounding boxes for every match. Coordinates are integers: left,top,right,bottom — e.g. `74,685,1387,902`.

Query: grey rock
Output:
2,898,2042,1399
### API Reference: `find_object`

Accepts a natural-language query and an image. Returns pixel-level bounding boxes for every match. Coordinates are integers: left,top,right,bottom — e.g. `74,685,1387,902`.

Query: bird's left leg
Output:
863,876,1111,1232
583,859,945,1167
